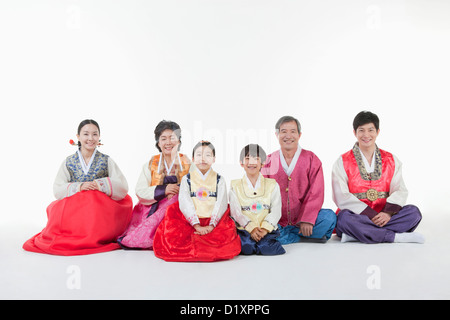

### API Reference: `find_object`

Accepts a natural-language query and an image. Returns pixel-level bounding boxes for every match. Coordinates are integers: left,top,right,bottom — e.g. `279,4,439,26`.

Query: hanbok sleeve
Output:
296,154,325,225
94,157,129,201
383,155,408,214
209,176,229,227
260,153,278,178
135,163,158,206
261,183,282,233
228,185,254,232
332,156,373,215
179,175,200,226
53,160,81,200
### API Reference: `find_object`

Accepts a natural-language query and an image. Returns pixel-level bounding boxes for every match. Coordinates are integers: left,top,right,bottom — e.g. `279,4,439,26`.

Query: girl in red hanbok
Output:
23,119,133,256
153,141,241,262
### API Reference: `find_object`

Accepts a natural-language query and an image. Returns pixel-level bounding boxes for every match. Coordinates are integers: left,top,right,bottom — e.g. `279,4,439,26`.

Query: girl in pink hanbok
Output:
118,120,190,249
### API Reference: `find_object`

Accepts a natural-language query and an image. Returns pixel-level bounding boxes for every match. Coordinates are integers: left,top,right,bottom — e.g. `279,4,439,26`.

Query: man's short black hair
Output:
353,111,380,131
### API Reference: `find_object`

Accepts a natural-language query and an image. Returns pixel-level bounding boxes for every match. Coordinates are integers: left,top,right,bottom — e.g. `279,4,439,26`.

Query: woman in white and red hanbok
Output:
23,120,133,256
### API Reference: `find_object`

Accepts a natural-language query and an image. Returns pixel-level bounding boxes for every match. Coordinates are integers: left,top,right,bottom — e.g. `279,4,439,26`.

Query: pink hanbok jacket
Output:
261,149,324,227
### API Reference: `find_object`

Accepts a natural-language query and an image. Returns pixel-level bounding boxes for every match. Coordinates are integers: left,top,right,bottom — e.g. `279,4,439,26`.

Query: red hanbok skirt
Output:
153,202,241,262
23,191,133,256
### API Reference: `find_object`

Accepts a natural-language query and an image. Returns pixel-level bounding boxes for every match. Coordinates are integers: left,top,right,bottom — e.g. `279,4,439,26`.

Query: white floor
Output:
1,215,449,300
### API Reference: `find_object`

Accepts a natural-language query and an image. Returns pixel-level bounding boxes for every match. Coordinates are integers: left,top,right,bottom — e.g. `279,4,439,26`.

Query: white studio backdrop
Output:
0,0,449,228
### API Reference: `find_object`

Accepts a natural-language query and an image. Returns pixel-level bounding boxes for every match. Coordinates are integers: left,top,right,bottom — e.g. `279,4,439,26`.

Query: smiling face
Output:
241,155,263,177
157,129,180,157
76,124,100,152
354,123,380,150
193,146,215,174
276,120,301,152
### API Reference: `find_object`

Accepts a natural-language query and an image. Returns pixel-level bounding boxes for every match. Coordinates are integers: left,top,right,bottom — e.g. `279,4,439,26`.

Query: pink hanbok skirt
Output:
118,195,179,249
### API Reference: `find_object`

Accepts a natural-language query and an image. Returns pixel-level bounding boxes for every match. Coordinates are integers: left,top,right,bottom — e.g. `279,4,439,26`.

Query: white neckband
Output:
158,152,182,174
77,148,98,175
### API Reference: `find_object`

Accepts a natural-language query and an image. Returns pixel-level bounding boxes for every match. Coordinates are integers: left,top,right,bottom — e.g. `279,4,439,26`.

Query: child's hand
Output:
250,228,268,242
194,224,214,235
259,228,268,239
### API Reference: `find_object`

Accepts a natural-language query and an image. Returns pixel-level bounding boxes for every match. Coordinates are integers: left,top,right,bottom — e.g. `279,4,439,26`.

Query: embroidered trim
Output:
66,150,109,182
186,214,200,226
96,177,112,197
209,214,220,227
67,182,80,197
190,190,218,199
352,143,382,181
353,191,389,200
241,203,271,213
187,173,220,198
107,177,113,199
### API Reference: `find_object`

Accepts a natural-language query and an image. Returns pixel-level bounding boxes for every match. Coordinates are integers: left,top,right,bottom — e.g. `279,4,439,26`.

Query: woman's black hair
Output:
353,111,380,131
78,119,100,134
192,140,215,158
77,119,100,147
239,144,267,163
154,120,182,152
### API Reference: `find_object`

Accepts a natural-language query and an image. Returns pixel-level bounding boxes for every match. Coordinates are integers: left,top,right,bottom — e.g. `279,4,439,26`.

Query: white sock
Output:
394,232,425,244
341,233,358,243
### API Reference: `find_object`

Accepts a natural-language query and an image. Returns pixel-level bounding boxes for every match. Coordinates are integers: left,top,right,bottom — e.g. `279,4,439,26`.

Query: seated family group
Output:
23,112,424,261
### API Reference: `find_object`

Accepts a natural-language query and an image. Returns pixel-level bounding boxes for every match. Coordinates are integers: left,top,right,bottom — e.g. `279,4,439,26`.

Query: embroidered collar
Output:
77,148,98,175
352,143,382,181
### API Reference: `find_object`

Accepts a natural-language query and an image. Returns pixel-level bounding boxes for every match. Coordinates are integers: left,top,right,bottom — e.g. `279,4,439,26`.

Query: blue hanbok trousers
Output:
277,209,337,245
237,229,286,255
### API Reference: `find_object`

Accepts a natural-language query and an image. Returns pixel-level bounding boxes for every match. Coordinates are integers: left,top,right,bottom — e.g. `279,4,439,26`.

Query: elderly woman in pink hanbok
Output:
118,120,190,249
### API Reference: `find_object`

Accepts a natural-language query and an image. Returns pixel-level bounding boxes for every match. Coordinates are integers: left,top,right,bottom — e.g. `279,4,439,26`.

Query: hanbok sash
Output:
148,153,190,186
